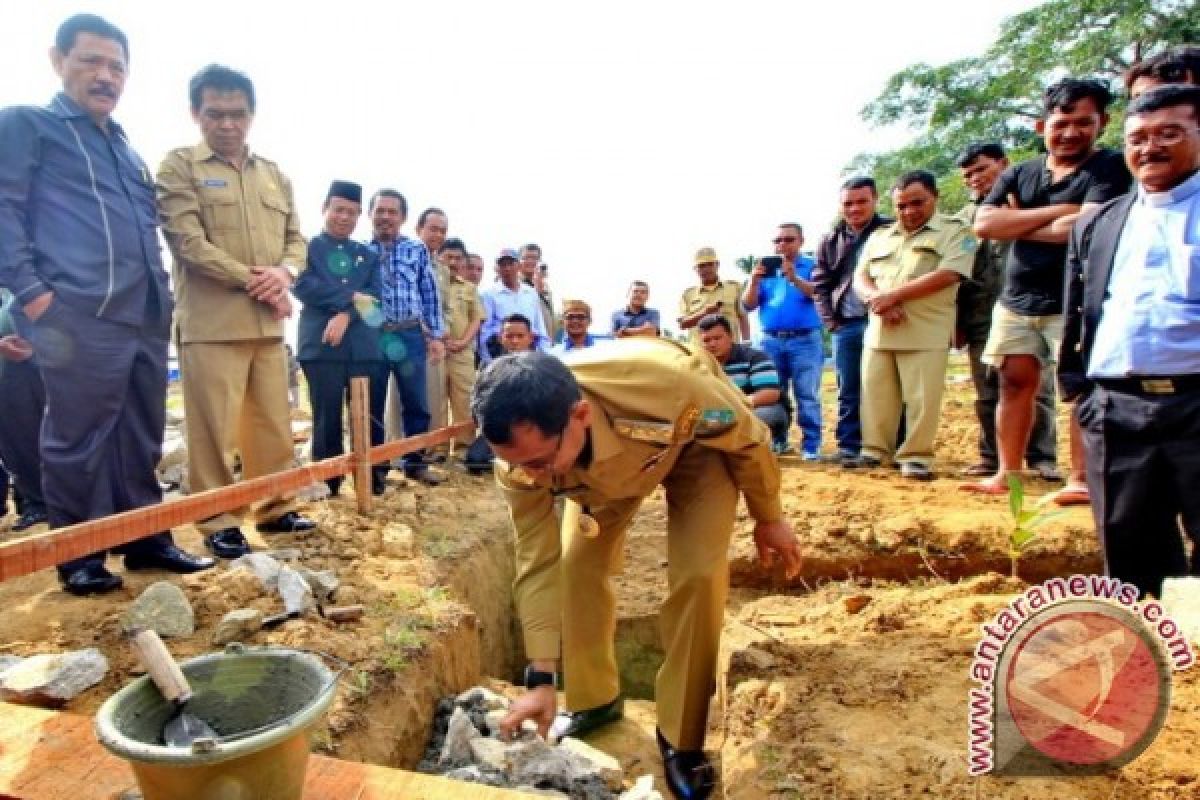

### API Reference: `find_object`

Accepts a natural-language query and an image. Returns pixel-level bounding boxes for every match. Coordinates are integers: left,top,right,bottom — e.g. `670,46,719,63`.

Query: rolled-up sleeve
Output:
155,152,252,288
0,110,49,302
496,467,563,660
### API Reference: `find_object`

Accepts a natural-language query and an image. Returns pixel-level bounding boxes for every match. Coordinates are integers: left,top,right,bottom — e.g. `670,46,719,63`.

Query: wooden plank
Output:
0,422,475,583
0,703,532,799
349,377,373,514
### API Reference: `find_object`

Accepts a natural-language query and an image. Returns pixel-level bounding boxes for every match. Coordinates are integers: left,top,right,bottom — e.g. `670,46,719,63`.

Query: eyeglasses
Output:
563,313,589,322
773,236,798,244
1124,126,1198,149
515,431,565,473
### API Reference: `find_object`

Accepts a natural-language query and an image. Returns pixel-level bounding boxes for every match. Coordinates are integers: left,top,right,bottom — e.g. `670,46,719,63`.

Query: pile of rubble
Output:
418,687,660,800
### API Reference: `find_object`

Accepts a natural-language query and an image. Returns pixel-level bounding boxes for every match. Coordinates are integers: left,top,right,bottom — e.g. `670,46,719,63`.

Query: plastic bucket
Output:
94,644,338,800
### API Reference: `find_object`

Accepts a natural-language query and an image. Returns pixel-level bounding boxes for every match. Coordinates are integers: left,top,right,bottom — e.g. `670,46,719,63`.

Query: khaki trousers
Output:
860,346,949,467
180,339,296,533
426,357,448,450
446,350,476,448
561,445,737,750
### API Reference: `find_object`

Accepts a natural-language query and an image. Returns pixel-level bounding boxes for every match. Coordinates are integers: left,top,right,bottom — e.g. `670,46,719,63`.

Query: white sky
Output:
4,0,1042,336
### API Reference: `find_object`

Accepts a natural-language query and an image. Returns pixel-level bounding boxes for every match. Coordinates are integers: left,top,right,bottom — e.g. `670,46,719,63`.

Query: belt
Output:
1095,375,1200,395
764,328,819,339
380,319,422,332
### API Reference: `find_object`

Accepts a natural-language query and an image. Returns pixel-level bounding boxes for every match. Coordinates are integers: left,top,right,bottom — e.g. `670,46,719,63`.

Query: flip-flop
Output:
1051,486,1090,506
959,481,1008,495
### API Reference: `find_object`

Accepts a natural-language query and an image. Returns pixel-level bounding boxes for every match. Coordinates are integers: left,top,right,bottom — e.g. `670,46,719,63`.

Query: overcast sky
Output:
4,0,1042,335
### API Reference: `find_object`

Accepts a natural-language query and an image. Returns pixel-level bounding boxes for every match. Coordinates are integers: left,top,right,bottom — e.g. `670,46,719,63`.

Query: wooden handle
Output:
130,629,192,705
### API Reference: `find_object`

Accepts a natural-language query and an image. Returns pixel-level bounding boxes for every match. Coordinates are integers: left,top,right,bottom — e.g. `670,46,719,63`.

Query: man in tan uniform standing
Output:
432,237,483,460
476,343,801,799
854,170,974,480
678,247,749,344
157,64,316,558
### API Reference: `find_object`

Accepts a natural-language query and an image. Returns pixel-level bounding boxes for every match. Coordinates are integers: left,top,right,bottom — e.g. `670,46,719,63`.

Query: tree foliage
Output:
849,0,1200,212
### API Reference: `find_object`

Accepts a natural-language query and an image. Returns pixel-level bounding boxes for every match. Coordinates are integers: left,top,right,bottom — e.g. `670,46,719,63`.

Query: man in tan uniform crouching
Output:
474,341,801,800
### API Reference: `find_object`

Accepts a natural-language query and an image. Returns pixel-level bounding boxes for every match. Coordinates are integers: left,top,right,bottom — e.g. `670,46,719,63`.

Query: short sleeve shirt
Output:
858,213,975,350
680,281,745,344
611,306,661,335
722,343,781,398
441,274,484,342
983,149,1131,316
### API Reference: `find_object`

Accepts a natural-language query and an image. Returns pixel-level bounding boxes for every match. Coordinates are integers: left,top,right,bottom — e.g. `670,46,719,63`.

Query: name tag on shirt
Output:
202,179,228,188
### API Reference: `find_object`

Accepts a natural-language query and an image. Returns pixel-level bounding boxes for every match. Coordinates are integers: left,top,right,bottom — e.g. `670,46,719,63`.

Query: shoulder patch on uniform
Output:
613,418,675,445
201,178,227,187
696,408,736,437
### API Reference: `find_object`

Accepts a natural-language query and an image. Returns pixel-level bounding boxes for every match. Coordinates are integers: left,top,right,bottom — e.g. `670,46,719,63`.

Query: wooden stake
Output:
0,422,474,583
349,376,372,514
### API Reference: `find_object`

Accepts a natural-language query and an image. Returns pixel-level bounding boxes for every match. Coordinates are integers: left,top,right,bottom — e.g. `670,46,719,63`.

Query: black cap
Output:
326,180,362,204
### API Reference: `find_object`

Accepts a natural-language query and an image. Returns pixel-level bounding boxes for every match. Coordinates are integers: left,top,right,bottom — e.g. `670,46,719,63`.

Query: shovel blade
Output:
163,709,219,748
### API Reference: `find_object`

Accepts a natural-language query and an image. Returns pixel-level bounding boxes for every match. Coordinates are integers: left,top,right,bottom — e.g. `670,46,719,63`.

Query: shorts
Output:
981,304,1063,367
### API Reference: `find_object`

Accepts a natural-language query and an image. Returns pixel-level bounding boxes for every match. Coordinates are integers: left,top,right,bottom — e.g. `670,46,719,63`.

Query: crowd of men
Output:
0,13,1196,799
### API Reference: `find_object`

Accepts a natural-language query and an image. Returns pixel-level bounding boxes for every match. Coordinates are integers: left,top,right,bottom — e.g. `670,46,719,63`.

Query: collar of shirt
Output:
561,335,596,350
50,92,126,138
1138,169,1200,208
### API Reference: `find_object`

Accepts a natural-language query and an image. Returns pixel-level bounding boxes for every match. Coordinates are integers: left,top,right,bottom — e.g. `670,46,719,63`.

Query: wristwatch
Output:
523,664,557,690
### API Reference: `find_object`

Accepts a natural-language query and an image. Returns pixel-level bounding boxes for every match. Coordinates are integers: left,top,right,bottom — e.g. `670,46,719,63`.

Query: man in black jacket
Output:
1059,85,1200,598
812,177,892,467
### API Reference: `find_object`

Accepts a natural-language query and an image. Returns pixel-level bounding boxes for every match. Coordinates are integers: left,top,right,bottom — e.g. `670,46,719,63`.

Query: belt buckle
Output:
1140,378,1175,395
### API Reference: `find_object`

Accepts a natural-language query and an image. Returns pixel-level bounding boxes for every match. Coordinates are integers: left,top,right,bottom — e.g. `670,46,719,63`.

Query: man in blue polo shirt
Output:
742,223,824,459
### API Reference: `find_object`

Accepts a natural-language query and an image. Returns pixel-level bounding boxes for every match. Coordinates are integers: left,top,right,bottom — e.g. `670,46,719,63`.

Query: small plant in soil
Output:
1006,474,1065,580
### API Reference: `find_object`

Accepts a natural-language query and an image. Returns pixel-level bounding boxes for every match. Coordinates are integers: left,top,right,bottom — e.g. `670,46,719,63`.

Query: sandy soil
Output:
1,356,1195,798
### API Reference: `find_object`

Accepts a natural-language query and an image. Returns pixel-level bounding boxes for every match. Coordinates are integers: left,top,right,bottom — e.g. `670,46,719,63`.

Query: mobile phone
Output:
759,256,783,277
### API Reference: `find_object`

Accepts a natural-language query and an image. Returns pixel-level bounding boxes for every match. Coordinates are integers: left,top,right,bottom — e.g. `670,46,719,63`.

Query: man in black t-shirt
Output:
964,78,1132,500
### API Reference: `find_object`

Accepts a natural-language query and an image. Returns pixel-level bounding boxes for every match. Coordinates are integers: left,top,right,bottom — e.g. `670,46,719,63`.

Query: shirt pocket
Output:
196,185,243,232
865,243,901,284
259,192,292,245
904,244,941,278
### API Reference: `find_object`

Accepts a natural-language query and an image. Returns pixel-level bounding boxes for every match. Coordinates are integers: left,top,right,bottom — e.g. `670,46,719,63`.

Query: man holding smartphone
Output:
742,225,824,459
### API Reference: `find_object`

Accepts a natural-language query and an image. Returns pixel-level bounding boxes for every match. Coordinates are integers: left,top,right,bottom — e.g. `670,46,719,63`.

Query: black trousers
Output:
30,301,174,576
0,356,47,513
300,360,387,491
1078,384,1200,599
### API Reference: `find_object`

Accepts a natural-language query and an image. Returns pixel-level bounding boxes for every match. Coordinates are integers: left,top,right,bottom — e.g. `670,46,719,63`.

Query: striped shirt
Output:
721,343,780,397
370,236,444,337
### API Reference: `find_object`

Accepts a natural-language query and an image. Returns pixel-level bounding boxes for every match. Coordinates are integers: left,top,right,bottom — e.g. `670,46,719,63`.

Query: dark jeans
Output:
0,356,47,513
301,360,388,492
753,403,791,444
30,299,174,576
1078,384,1200,599
382,326,430,470
967,339,1057,467
831,318,866,455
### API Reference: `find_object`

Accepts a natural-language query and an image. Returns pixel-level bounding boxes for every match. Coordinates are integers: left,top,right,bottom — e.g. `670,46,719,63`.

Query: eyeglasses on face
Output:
1124,126,1197,149
773,236,798,244
563,313,589,321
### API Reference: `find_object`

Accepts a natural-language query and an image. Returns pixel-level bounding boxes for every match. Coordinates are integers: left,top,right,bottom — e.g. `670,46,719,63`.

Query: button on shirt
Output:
752,255,823,333
1089,170,1200,378
370,237,444,337
0,93,167,326
480,283,550,361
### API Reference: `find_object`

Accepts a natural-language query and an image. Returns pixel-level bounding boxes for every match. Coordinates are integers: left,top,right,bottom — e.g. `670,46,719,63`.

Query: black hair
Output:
1128,84,1200,121
893,170,939,195
697,313,732,335
439,237,468,257
1124,48,1200,91
778,222,803,236
417,207,447,230
56,13,128,61
502,313,532,331
521,243,542,257
189,64,256,112
1042,77,1114,117
471,351,581,444
369,189,407,216
840,176,877,193
630,280,649,290
956,142,1007,168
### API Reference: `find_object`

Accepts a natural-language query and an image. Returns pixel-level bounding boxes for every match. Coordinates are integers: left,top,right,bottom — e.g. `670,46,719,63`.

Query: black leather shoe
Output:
256,511,317,534
404,465,444,487
205,527,252,558
549,696,624,741
125,544,216,573
657,728,716,799
372,475,387,496
12,507,48,532
60,565,123,596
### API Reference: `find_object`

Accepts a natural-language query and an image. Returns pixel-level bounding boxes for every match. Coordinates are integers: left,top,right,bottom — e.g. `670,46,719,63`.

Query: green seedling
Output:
1007,474,1066,579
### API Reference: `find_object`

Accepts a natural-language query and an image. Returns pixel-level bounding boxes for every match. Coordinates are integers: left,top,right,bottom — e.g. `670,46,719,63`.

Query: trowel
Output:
130,629,220,747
